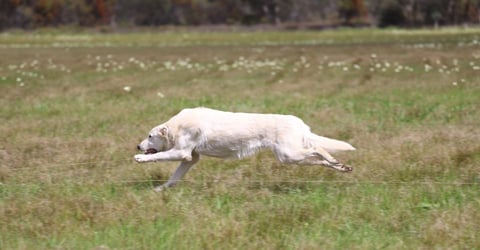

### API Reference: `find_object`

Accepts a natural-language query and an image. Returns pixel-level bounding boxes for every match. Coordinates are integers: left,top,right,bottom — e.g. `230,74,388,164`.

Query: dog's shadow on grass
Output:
127,172,168,191
247,181,313,194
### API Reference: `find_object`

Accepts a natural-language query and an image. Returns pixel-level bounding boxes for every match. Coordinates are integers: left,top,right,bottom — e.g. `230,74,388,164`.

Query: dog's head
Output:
137,125,172,154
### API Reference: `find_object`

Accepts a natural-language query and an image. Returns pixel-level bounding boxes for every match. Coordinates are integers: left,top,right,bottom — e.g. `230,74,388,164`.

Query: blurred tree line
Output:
1,0,479,30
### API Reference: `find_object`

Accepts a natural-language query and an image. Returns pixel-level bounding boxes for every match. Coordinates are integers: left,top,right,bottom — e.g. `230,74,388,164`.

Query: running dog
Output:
135,107,355,191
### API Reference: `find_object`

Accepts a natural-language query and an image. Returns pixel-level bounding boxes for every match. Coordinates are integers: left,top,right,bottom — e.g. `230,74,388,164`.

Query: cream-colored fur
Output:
135,107,355,191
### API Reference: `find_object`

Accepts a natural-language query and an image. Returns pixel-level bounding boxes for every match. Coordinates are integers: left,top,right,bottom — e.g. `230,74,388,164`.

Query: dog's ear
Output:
158,126,168,137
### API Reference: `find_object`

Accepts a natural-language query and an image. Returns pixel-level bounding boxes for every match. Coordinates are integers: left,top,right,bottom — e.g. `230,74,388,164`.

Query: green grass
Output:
2,27,480,47
1,28,479,249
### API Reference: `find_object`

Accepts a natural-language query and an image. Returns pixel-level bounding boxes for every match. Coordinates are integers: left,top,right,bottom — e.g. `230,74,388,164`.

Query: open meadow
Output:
1,28,479,249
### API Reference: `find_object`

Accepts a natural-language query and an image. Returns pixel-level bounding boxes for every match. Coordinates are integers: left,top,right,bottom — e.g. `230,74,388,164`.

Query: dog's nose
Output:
137,145,141,150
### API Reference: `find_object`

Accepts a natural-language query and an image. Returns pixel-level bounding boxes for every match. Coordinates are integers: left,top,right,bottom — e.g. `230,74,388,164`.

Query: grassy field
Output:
1,28,479,249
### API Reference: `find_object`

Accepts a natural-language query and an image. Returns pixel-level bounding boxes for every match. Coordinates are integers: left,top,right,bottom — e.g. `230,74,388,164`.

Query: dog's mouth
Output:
145,148,158,154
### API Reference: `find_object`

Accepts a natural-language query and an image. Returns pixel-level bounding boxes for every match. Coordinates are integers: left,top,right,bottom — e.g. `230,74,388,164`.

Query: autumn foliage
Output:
0,0,479,30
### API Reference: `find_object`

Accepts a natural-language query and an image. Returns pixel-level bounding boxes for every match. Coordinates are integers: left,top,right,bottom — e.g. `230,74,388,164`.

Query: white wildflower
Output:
424,64,432,72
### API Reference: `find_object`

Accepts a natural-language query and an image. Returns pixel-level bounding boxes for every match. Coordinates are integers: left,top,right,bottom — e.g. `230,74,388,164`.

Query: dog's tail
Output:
306,133,356,153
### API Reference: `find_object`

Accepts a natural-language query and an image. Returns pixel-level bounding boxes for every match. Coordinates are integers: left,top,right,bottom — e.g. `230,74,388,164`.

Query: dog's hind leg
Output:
154,151,200,192
303,157,353,172
274,147,352,172
313,146,353,172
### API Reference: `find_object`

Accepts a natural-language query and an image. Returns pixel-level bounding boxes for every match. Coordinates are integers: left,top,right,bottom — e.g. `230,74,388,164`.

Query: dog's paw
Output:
332,163,353,172
342,165,353,172
134,154,151,163
153,185,167,192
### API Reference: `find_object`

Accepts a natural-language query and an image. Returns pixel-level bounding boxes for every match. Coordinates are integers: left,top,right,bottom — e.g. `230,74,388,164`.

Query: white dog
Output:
135,107,355,191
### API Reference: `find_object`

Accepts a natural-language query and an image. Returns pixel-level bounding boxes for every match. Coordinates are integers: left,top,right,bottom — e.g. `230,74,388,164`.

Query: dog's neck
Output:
164,125,176,151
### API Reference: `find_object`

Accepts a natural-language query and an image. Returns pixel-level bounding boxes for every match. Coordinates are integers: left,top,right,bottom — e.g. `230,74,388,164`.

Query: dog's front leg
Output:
134,149,192,163
155,152,200,192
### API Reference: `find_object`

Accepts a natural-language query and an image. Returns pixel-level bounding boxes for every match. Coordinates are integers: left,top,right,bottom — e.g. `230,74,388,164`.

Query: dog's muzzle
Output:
137,145,158,154
145,148,158,154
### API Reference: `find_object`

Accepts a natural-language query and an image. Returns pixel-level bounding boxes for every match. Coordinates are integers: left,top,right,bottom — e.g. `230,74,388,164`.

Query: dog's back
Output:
167,107,307,159
166,107,354,159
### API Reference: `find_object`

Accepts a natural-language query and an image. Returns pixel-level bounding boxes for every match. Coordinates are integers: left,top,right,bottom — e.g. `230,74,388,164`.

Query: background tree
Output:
378,0,406,27
338,0,366,25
